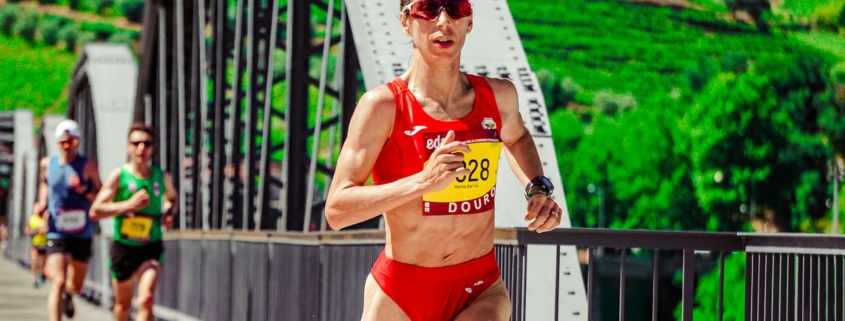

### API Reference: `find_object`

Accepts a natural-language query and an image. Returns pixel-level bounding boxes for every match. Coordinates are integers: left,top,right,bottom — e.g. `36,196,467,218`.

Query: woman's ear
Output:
401,17,411,36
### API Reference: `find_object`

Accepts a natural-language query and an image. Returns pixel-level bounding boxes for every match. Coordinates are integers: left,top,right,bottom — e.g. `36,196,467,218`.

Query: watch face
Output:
540,176,555,191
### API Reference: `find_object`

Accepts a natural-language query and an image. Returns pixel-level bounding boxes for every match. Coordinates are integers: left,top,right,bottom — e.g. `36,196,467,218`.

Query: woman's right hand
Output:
416,130,472,193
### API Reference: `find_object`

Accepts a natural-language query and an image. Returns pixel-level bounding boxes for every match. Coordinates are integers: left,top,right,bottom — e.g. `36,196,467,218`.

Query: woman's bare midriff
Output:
382,198,496,267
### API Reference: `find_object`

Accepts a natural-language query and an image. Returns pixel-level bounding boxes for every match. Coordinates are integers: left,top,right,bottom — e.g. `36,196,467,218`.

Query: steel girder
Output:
135,0,360,232
135,0,194,229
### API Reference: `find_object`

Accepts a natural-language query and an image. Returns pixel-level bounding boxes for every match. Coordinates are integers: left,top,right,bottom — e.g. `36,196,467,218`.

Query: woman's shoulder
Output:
358,85,398,113
467,74,518,108
467,74,516,92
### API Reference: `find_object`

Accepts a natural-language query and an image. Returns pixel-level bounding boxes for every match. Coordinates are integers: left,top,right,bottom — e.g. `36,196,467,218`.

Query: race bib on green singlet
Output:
121,216,153,242
421,129,503,216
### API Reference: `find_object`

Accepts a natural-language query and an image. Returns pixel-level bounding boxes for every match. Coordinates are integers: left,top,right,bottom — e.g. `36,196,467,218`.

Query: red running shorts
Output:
370,249,502,321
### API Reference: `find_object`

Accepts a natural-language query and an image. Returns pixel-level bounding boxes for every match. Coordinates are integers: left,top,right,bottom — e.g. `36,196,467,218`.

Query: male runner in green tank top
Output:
90,123,177,321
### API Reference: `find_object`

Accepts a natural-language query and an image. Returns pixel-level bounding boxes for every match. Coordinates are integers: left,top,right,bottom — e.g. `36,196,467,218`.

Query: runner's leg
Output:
112,276,134,321
135,260,161,321
30,247,40,284
45,252,68,321
453,278,511,321
360,273,411,321
65,259,89,295
38,250,47,282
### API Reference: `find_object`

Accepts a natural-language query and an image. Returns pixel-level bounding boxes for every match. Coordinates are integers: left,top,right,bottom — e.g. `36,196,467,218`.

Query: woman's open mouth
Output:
434,39,454,48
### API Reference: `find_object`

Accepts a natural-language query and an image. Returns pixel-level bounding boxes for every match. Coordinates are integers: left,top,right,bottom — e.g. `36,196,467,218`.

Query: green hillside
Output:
509,0,839,105
776,0,844,18
0,33,75,117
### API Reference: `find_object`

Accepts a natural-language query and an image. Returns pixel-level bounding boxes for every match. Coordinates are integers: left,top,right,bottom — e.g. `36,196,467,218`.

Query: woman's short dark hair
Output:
400,0,413,16
128,123,155,141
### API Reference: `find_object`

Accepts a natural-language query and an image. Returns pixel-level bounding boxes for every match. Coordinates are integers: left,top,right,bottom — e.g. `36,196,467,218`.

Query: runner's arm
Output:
325,87,470,230
90,168,134,220
326,88,418,229
24,219,32,236
81,160,102,202
36,213,48,234
490,78,544,185
161,172,178,228
489,77,562,233
36,158,49,214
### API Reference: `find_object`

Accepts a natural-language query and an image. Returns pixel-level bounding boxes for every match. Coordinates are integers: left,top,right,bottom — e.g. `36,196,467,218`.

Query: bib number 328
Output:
456,158,490,182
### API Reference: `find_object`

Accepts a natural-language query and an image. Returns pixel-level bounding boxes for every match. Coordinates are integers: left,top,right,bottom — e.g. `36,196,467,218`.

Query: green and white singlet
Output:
112,165,165,246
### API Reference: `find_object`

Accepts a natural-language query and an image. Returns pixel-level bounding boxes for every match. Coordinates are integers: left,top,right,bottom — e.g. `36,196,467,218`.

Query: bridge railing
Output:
0,227,820,321
518,228,845,321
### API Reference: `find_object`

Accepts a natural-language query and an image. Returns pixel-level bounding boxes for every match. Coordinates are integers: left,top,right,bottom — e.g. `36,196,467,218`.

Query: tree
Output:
819,63,845,156
553,96,706,231
686,53,840,232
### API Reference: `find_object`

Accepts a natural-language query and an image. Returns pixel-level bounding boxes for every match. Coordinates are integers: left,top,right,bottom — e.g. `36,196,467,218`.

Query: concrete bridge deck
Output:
0,253,113,321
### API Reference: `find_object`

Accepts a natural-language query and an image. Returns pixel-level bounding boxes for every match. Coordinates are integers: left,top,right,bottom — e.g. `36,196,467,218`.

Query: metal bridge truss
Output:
135,0,361,232
0,110,36,265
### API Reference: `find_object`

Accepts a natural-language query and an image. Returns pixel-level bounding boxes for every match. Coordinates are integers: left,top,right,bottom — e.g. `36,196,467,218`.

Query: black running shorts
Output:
109,241,164,282
46,238,93,262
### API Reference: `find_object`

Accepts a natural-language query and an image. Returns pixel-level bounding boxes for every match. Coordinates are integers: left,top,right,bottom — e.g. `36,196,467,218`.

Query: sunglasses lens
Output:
131,141,154,147
446,0,472,18
412,0,471,20
413,1,440,20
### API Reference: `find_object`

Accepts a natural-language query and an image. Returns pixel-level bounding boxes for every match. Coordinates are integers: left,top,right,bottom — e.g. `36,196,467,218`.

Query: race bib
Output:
56,209,87,234
421,129,502,216
121,216,153,242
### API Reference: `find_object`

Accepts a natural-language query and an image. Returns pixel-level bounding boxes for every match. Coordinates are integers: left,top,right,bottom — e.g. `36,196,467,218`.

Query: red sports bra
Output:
372,74,504,216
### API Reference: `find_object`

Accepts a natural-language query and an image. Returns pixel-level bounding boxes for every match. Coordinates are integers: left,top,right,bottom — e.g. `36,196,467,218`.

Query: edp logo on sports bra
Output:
426,135,444,150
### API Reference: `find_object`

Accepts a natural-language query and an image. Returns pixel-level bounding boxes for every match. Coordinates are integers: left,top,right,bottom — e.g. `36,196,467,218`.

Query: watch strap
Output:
525,188,551,200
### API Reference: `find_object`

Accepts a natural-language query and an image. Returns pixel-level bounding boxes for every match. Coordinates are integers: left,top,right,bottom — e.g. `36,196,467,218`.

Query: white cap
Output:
55,119,81,140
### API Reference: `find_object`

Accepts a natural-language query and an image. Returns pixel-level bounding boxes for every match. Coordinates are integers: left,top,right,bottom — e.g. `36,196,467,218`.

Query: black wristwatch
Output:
524,175,554,200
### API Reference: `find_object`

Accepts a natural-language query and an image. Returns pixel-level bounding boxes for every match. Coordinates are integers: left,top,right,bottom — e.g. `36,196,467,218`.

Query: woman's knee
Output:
138,293,155,311
65,282,82,294
50,277,66,290
113,301,132,314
